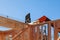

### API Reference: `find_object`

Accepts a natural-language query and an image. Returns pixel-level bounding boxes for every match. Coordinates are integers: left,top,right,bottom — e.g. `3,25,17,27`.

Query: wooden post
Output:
29,25,33,40
54,22,58,40
30,26,35,40
0,33,2,40
41,25,43,40
36,26,40,40
54,29,58,40
1,32,6,40
48,23,51,40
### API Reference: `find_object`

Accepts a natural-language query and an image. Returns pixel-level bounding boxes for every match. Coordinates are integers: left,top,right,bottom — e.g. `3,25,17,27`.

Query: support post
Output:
48,23,51,40
54,22,58,40
36,26,40,40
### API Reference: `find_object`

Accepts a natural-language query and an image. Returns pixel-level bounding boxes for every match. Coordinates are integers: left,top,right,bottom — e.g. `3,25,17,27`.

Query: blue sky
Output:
0,0,60,22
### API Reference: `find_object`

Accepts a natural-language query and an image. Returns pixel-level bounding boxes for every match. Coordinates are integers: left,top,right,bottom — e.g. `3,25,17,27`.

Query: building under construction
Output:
0,15,60,40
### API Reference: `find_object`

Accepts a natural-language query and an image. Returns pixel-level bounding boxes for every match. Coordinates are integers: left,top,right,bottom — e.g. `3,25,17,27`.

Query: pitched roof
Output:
38,16,51,22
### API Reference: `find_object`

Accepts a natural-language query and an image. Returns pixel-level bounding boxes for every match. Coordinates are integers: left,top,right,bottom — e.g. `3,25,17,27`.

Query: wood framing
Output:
0,16,60,40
